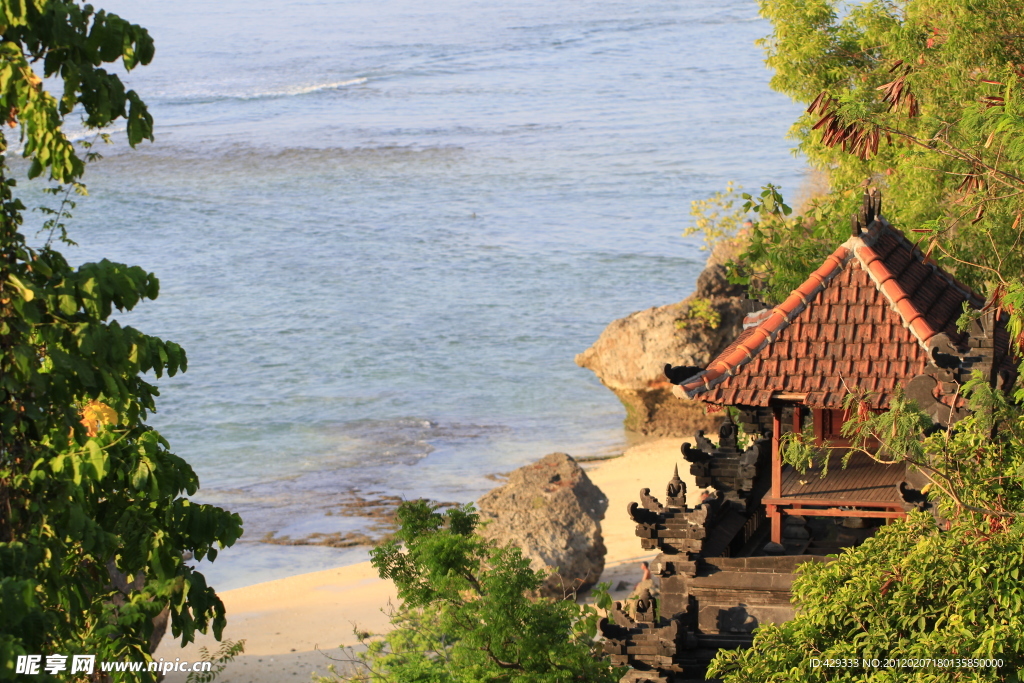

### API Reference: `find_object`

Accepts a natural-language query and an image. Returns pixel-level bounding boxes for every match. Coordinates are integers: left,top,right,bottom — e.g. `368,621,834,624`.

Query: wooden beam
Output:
771,507,906,519
771,404,782,501
764,495,903,508
773,392,807,401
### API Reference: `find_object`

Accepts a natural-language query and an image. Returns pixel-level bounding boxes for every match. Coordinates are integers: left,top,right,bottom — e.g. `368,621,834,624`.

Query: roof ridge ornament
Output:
851,187,883,236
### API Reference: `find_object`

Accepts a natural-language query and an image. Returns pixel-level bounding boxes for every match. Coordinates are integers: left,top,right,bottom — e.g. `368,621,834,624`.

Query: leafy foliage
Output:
730,183,831,304
684,181,748,252
714,368,1024,682
316,500,621,683
709,513,1024,682
187,639,246,683
843,379,1024,525
676,297,721,330
729,0,1024,301
0,2,241,681
0,0,154,182
779,422,825,477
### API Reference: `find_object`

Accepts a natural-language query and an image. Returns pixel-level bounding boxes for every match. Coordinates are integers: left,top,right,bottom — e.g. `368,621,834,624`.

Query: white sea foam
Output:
155,77,369,106
6,123,127,156
242,77,369,101
277,77,369,96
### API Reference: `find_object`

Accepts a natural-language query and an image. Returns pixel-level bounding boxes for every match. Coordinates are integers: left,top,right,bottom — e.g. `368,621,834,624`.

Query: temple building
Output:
602,192,1017,682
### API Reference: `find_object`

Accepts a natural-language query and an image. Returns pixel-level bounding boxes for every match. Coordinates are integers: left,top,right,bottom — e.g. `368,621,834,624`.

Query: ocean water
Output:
21,0,806,590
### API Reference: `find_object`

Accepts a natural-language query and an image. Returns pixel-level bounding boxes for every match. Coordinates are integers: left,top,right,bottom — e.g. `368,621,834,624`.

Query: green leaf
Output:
84,439,110,481
6,272,35,301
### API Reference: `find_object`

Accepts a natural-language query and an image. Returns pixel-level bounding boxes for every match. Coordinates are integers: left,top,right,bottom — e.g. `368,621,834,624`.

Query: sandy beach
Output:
156,436,697,682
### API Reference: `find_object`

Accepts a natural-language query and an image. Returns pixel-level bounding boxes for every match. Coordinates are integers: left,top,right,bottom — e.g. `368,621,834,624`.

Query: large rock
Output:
576,242,761,436
477,453,607,599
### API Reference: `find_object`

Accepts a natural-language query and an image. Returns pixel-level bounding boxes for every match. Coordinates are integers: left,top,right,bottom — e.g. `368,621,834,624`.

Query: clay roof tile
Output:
680,221,1008,408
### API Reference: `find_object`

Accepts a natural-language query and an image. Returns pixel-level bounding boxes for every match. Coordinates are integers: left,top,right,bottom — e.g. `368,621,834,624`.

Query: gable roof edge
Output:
854,243,936,352
854,220,985,352
680,243,855,400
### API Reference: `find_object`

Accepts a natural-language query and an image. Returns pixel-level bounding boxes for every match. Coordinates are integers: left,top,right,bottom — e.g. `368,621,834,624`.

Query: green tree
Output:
729,0,1024,302
317,500,621,683
0,2,242,680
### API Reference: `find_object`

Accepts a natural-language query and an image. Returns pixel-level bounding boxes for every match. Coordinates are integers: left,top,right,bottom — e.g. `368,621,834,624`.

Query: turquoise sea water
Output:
24,0,806,589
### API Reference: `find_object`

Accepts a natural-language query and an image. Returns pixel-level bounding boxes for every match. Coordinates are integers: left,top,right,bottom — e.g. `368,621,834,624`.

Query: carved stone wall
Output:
683,424,769,506
602,444,821,682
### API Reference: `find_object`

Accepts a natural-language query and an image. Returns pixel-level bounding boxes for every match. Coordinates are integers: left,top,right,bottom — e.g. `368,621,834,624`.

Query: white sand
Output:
157,436,695,682
155,561,398,681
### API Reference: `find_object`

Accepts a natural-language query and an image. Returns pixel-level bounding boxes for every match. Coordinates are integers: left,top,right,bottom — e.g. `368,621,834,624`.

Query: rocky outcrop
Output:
576,242,760,436
477,453,607,599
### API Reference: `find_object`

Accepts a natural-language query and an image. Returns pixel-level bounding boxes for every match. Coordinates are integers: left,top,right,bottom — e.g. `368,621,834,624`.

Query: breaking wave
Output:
160,77,369,106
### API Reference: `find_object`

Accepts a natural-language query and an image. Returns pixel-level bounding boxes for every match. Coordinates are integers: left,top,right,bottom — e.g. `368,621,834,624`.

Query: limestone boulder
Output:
477,453,607,599
576,243,762,436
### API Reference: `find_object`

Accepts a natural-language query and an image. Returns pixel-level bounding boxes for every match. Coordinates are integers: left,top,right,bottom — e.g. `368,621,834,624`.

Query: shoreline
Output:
157,436,696,682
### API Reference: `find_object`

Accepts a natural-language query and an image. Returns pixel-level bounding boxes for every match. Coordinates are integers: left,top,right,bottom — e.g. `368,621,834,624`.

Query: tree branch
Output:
482,643,523,670
874,122,1024,190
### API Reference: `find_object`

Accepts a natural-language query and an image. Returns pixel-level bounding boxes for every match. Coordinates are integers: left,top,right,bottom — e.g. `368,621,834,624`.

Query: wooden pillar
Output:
767,504,781,544
771,402,783,544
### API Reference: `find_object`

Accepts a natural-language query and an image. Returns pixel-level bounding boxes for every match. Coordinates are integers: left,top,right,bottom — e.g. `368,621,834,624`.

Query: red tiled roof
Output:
677,220,989,409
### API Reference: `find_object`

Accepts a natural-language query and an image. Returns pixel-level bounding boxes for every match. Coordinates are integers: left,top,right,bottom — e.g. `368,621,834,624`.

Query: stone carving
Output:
607,455,819,682
684,423,768,504
905,308,1017,427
